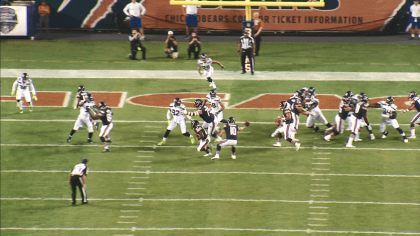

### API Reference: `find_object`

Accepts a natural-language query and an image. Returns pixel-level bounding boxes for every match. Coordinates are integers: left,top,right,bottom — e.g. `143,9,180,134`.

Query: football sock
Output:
410,128,415,136
232,146,236,153
326,123,332,128
69,130,76,136
163,130,171,138
183,132,191,137
216,144,221,151
207,77,213,82
88,133,93,139
100,137,106,142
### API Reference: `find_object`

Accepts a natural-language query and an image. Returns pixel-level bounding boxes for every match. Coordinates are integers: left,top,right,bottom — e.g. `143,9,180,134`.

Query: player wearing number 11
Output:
157,98,195,146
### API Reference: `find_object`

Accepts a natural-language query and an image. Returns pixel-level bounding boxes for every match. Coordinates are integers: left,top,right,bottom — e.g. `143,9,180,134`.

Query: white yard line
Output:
2,69,420,81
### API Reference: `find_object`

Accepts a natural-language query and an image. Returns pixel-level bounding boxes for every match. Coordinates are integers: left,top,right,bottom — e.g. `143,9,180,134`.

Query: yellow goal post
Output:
170,0,325,20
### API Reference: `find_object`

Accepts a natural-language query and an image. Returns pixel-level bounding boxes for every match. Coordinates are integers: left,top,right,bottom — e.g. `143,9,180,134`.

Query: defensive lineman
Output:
271,101,301,150
69,158,88,205
158,98,195,146
198,53,224,89
303,87,332,132
191,120,212,156
204,89,227,123
212,117,246,160
371,96,407,142
90,102,114,152
67,86,95,144
11,73,37,114
403,91,420,138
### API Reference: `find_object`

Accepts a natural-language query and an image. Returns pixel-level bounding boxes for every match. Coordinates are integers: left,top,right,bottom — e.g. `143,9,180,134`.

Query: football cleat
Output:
87,139,94,143
295,142,301,151
19,109,23,114
273,142,281,147
370,134,375,140
203,153,212,157
403,138,408,143
408,135,416,139
324,135,331,141
67,137,72,143
157,139,165,146
231,155,236,160
354,138,362,142
345,144,355,148
211,155,219,160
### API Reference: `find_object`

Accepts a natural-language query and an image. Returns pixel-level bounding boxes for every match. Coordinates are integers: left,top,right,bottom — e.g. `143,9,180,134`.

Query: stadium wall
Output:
31,0,411,32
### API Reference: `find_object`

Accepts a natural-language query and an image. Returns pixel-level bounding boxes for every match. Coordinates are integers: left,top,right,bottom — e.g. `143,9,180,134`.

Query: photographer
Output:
187,32,201,60
165,31,178,59
129,27,146,61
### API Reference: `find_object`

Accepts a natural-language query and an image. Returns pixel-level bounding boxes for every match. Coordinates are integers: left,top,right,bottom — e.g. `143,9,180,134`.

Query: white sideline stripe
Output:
3,69,420,81
3,170,420,178
1,226,420,235
2,197,420,206
0,119,414,126
2,143,419,151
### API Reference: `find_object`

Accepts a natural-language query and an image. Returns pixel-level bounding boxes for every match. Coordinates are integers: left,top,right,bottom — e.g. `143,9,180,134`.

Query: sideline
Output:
2,69,420,81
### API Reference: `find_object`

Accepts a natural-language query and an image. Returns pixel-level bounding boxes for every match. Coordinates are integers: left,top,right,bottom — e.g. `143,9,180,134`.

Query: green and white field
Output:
1,40,419,236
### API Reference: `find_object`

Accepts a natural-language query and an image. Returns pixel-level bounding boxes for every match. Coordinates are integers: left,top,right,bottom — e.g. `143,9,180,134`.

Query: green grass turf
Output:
1,41,419,72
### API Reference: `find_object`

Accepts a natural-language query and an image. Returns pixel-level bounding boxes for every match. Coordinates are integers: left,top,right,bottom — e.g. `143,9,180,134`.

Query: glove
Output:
11,91,15,96
221,65,225,70
183,110,188,115
168,120,171,125
32,95,38,101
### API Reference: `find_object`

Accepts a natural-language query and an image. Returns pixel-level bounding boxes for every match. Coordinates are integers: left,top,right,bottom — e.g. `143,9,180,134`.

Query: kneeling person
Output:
192,120,212,156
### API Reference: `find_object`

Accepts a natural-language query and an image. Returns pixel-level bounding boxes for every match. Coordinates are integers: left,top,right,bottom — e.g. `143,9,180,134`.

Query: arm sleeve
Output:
12,80,18,91
123,4,130,16
140,5,146,15
167,109,172,120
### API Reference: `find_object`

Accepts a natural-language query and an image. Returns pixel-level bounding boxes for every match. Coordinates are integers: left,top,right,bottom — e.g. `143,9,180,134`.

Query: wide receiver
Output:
11,73,37,114
370,96,407,142
198,53,224,89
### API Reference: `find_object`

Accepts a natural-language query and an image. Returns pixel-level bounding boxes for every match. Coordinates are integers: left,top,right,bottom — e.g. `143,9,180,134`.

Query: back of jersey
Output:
225,123,238,140
71,163,88,176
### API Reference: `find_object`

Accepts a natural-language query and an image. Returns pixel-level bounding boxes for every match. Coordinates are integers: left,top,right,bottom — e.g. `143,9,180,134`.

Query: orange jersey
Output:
253,17,264,32
38,5,50,17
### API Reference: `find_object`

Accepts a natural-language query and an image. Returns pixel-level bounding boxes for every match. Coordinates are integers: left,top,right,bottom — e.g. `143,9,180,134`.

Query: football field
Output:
1,41,420,236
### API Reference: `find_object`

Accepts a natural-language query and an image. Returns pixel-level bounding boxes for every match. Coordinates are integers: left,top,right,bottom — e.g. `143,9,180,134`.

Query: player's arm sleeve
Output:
167,109,172,120
123,4,130,15
12,80,18,91
141,5,146,15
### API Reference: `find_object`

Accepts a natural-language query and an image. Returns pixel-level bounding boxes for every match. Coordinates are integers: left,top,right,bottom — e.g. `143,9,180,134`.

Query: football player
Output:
157,98,195,146
303,87,332,132
11,73,37,114
186,99,221,141
90,102,113,152
371,96,407,142
271,101,301,151
402,91,420,138
204,89,227,124
67,92,95,144
191,120,212,157
288,91,312,138
197,53,224,89
324,94,354,141
212,117,246,160
345,94,369,148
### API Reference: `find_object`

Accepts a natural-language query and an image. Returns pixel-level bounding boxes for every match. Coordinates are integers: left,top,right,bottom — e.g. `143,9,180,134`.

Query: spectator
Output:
182,0,200,39
123,0,146,40
252,12,264,56
409,0,420,39
129,27,146,61
165,31,178,59
187,32,201,59
38,0,50,38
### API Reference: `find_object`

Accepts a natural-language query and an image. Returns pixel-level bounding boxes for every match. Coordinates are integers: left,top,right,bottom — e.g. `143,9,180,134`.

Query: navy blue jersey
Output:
352,102,367,119
414,98,420,112
283,108,294,124
198,105,214,123
194,125,207,140
99,107,113,125
338,101,350,119
224,123,238,140
287,98,301,116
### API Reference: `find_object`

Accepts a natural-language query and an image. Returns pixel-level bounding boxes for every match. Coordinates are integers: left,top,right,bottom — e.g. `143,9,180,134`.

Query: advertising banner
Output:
0,6,28,36
36,0,412,31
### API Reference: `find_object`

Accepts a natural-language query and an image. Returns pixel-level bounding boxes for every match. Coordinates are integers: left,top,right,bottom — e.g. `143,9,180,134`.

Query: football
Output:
245,121,250,126
275,116,282,126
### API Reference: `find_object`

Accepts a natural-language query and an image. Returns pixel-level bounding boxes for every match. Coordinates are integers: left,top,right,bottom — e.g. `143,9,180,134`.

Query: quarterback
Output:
11,73,37,114
198,53,224,89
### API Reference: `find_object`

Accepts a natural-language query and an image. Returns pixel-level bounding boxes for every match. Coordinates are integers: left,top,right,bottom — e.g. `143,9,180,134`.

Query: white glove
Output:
381,114,390,118
183,110,188,115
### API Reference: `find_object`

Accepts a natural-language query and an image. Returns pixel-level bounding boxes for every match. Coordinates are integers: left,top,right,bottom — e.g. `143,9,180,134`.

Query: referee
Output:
238,30,256,75
69,158,89,205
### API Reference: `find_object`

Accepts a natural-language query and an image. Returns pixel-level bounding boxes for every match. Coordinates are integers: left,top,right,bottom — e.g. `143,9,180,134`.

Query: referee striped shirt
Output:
239,36,255,49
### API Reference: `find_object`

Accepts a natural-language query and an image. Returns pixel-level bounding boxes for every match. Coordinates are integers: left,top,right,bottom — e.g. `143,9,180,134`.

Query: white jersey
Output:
304,94,319,111
206,94,222,113
71,163,88,176
198,58,213,71
378,101,397,119
183,0,199,14
410,4,420,17
123,2,146,17
12,77,36,94
169,103,187,120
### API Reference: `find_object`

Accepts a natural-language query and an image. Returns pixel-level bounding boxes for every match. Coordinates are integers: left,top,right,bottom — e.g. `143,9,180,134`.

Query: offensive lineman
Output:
90,102,114,152
345,94,369,148
198,53,224,89
212,117,246,160
11,73,37,114
371,96,407,142
67,87,95,144
186,99,221,141
191,120,212,157
157,98,195,146
403,91,420,138
324,94,354,141
204,89,227,124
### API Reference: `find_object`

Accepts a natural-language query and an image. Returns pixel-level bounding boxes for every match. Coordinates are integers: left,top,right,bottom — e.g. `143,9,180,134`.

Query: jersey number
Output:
172,110,180,116
230,126,237,136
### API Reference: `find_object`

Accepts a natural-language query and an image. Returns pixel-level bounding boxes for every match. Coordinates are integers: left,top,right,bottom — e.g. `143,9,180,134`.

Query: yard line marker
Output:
311,195,329,198
137,156,153,157
313,152,331,154
133,166,151,168
120,210,140,212
122,204,142,206
120,216,138,218
125,193,144,195
127,187,146,190
134,161,152,163
130,176,149,179
312,163,330,165
311,184,329,186
3,197,420,206
309,206,328,209
310,189,330,192
117,221,137,224
312,179,330,181
308,218,328,221
309,212,329,215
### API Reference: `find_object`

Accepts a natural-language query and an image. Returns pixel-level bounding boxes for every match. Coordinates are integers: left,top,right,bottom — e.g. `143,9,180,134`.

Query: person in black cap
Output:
238,29,255,74
69,158,89,205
